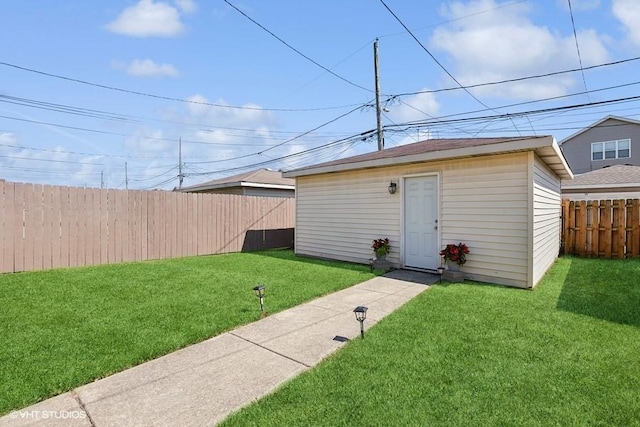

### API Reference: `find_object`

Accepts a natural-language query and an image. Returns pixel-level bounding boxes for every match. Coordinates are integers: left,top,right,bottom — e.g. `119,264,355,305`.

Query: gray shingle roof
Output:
287,136,545,172
562,165,640,187
179,168,294,192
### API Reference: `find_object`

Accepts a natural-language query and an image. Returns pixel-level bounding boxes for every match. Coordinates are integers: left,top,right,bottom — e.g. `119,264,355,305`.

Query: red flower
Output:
372,238,390,257
440,243,470,266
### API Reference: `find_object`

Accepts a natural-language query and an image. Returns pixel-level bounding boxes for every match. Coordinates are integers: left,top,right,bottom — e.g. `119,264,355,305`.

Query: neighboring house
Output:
177,168,295,198
560,115,640,174
284,136,572,289
561,164,640,201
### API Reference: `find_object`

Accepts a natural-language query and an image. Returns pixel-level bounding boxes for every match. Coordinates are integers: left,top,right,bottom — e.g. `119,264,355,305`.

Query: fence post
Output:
590,201,599,257
566,200,575,255
629,199,640,257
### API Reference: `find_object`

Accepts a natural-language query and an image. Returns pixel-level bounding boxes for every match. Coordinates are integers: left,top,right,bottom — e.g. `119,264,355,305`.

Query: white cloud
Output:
175,0,197,13
123,59,180,78
612,0,640,46
429,0,609,100
387,91,439,123
184,94,277,128
125,128,171,153
106,0,186,37
0,132,17,145
557,0,600,11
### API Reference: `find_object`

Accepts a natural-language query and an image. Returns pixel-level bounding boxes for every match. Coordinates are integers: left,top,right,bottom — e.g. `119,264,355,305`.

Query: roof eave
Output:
562,183,640,190
239,182,295,190
285,136,573,180
179,181,294,192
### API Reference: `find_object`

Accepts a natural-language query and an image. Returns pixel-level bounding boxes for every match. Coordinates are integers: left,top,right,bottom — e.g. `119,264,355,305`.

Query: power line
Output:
378,0,522,135
392,56,640,98
378,0,492,111
186,129,376,177
384,94,640,131
1,93,368,143
185,103,369,164
0,61,364,112
224,0,373,94
567,0,591,102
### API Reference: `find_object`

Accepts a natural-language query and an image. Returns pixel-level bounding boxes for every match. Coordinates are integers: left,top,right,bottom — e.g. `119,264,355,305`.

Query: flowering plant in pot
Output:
372,238,390,260
439,243,470,270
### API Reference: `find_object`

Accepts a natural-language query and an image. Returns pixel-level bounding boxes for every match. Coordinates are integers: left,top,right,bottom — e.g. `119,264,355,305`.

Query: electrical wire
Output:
184,102,369,164
392,56,640,98
224,0,373,94
567,0,591,102
379,0,492,112
0,61,364,112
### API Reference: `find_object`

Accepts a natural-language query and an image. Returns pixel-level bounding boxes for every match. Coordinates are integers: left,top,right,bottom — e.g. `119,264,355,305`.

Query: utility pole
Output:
125,162,129,190
100,171,104,189
178,137,184,190
374,38,384,151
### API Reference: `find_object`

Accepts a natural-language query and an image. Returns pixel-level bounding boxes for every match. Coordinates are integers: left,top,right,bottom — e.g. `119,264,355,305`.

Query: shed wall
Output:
532,154,562,286
440,154,529,287
295,152,533,287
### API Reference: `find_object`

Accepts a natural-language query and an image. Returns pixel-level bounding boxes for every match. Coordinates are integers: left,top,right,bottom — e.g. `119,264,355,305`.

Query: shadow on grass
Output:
248,249,378,273
557,257,640,327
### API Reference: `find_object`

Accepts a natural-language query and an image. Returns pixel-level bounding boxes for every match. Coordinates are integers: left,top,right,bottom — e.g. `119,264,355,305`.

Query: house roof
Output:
284,136,573,180
561,165,640,190
559,115,640,144
178,168,295,193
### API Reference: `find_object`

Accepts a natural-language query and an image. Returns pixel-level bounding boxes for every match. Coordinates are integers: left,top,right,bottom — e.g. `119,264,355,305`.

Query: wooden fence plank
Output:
631,199,640,257
41,185,54,270
566,201,575,255
59,186,70,268
576,200,586,257
601,200,612,258
614,199,626,258
590,201,599,258
0,180,295,273
1,181,14,273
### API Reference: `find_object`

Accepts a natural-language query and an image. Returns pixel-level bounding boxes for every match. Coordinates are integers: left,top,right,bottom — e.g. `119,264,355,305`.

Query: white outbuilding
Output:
283,136,573,288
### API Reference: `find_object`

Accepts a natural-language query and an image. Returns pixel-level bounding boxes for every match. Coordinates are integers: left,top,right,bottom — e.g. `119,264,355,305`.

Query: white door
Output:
404,175,439,270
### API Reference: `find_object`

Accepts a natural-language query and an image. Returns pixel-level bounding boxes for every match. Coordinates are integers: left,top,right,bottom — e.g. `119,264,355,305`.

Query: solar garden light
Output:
353,306,368,339
253,285,265,312
437,266,444,283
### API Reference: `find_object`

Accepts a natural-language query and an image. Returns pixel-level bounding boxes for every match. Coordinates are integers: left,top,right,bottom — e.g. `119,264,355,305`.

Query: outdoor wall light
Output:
253,285,265,312
353,306,368,339
388,181,397,194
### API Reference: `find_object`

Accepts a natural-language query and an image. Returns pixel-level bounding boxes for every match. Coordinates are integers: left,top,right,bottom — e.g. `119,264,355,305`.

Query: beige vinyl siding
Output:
532,154,562,286
440,153,530,288
295,153,534,288
295,169,401,265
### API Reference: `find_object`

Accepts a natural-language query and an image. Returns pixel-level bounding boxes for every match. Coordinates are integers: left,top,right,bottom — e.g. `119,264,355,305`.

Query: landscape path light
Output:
253,285,265,312
353,306,368,339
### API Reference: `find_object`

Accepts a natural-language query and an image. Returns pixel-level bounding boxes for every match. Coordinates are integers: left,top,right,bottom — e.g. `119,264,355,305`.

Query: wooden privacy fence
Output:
562,198,640,258
0,180,295,273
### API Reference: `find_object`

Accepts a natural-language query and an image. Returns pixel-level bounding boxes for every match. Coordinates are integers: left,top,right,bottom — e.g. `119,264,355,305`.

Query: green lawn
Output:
0,250,376,415
221,257,640,426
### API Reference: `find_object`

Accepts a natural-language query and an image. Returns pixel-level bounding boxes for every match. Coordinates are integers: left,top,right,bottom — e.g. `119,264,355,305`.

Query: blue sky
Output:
1,0,640,189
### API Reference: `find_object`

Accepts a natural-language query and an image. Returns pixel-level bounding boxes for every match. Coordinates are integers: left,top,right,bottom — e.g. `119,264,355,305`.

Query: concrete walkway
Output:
1,270,437,427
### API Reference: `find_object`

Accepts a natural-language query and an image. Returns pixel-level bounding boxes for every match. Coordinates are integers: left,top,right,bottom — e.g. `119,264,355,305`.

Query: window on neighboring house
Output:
591,139,631,161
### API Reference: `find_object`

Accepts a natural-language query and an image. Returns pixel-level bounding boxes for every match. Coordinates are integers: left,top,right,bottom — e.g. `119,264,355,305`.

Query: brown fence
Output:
0,180,295,273
562,198,640,258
